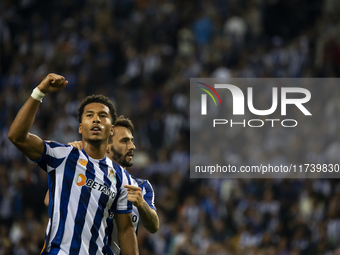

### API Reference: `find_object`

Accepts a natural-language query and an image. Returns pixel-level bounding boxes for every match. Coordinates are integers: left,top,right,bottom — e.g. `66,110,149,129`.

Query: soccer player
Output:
106,116,159,254
58,116,159,254
8,74,138,255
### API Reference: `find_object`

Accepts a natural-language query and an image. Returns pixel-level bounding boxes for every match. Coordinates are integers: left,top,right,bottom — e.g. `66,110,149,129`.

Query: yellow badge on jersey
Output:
78,159,88,166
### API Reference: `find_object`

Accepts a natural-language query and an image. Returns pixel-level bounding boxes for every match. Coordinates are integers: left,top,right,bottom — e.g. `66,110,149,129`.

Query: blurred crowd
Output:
1,0,340,254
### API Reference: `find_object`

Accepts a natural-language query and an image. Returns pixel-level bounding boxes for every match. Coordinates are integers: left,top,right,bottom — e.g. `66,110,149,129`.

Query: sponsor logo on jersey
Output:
74,173,116,199
76,173,86,186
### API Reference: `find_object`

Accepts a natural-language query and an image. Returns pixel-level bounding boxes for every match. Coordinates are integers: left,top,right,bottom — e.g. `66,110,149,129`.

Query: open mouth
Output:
91,126,102,133
126,153,134,158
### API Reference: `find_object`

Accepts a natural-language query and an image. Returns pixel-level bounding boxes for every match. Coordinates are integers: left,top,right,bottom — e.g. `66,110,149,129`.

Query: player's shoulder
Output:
42,140,75,158
130,175,153,189
44,140,70,148
105,157,124,172
105,158,130,185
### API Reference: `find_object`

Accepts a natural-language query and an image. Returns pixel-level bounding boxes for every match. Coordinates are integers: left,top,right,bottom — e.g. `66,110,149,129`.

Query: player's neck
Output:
83,140,108,159
112,159,126,169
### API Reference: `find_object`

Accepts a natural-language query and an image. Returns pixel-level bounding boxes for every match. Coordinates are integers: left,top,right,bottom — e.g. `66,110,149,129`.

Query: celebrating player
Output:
57,116,159,254
8,74,138,255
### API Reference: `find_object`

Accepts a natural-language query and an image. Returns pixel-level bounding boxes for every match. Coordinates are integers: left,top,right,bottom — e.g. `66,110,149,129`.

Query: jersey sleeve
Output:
142,180,156,211
111,167,133,214
32,141,72,172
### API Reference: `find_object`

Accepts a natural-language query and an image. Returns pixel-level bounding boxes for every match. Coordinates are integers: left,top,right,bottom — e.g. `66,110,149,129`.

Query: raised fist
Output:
37,73,68,94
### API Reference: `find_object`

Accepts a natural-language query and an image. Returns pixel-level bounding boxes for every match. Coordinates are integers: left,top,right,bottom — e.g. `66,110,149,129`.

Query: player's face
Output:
79,103,113,144
107,126,135,168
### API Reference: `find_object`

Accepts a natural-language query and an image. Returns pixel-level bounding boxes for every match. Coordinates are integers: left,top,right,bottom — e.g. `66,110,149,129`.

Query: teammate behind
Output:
107,116,159,254
8,74,138,255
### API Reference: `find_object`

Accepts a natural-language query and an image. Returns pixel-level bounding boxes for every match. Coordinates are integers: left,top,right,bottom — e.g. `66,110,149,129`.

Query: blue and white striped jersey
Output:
110,176,156,255
36,141,132,255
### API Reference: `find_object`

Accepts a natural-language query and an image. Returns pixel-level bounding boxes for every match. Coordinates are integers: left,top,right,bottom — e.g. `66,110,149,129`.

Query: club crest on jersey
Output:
108,167,117,185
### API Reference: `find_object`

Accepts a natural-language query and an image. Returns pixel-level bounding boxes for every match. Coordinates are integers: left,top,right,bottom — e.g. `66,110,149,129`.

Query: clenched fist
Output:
37,73,68,94
124,185,144,208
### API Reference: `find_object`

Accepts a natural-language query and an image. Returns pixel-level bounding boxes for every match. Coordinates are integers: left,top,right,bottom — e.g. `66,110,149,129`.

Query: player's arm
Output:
8,74,68,161
124,185,159,233
116,213,139,255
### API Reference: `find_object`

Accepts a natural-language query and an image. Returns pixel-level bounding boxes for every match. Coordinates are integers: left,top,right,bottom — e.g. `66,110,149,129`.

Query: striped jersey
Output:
110,176,156,255
35,141,132,255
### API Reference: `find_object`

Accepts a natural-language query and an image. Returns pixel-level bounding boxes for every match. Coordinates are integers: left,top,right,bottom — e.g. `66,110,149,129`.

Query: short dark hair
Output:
108,115,134,143
77,94,117,124
114,115,134,134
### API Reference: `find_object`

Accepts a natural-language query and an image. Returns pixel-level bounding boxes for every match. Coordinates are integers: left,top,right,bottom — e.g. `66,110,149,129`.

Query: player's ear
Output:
79,123,82,134
110,125,114,136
